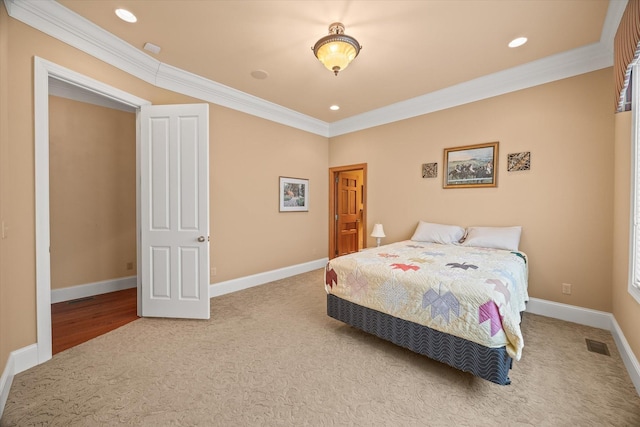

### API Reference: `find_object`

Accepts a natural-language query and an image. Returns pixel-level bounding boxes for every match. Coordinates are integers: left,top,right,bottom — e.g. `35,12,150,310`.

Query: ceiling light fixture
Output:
330,105,340,111
313,22,361,76
115,8,137,23
508,37,528,48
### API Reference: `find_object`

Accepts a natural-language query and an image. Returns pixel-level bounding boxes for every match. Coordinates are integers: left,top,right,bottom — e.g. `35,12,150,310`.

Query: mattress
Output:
324,240,529,360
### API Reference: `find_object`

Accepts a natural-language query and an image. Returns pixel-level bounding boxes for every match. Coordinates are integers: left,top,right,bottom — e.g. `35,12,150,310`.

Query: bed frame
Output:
327,293,514,385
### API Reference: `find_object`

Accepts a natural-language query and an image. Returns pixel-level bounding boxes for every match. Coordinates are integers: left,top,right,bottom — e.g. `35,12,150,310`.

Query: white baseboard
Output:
12,344,38,375
0,354,14,419
526,297,613,330
209,258,328,298
526,297,639,395
51,276,137,303
0,344,38,419
611,317,640,395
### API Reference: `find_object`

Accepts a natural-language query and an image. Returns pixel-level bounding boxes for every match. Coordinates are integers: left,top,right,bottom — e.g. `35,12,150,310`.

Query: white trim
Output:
51,276,137,304
11,344,38,375
600,0,628,48
0,352,14,419
34,55,53,365
629,60,640,304
526,297,613,330
0,344,38,419
209,258,328,298
154,63,330,137
526,298,639,396
2,0,626,138
49,77,136,113
3,0,328,137
34,56,150,366
329,42,611,137
611,317,640,395
5,0,158,83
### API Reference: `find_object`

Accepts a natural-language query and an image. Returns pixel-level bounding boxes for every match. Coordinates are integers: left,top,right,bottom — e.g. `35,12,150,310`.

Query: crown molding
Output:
4,0,159,82
4,0,625,138
329,0,625,137
329,41,612,137
4,0,330,137
155,62,330,136
600,0,627,47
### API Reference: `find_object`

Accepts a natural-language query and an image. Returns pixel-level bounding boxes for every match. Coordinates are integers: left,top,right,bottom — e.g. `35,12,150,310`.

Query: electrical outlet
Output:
562,283,572,295
211,267,217,276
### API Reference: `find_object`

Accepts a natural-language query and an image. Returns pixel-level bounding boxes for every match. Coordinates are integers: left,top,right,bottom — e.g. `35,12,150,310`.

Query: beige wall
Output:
330,69,614,312
0,13,328,369
210,109,328,282
49,96,137,289
612,111,640,361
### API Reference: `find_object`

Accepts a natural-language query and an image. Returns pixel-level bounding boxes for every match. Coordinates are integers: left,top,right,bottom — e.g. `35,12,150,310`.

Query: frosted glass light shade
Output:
313,23,361,76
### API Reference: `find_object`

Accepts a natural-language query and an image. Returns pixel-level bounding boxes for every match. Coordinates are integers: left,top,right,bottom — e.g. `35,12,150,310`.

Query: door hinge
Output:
335,214,338,221
335,176,339,183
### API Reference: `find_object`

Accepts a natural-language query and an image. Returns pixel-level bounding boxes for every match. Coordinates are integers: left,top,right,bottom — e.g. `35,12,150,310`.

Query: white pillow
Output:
462,226,522,251
410,221,465,244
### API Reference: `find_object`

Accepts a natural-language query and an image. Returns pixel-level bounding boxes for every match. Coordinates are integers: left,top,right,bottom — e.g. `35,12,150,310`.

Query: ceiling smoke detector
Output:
143,42,161,54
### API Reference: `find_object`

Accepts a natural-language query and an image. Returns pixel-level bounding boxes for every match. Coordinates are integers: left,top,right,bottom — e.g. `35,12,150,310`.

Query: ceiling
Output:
52,0,612,124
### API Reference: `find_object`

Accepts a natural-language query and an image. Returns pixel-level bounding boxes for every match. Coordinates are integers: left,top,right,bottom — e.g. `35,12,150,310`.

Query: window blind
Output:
615,0,640,112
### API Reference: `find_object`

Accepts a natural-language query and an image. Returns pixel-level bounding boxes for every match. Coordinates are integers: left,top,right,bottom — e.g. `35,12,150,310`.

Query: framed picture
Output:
507,151,531,171
443,142,498,189
279,177,309,212
422,162,438,178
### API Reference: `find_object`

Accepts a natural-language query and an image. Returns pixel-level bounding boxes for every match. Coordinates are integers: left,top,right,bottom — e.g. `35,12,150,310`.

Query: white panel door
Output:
140,104,210,319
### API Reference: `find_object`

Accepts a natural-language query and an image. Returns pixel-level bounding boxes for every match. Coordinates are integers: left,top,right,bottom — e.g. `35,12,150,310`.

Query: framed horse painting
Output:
443,142,498,189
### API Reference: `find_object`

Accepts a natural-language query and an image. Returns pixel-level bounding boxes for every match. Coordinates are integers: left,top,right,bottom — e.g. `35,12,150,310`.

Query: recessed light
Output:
115,8,137,23
330,105,340,111
508,37,528,48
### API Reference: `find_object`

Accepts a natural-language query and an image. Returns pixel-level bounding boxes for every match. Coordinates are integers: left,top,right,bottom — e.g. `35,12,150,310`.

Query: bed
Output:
324,222,528,385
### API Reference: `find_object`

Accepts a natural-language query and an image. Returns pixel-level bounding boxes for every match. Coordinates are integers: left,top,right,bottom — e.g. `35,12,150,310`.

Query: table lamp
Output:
371,223,386,247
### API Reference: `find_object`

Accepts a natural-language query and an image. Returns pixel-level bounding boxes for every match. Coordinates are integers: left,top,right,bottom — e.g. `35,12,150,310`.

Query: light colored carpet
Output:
2,269,640,426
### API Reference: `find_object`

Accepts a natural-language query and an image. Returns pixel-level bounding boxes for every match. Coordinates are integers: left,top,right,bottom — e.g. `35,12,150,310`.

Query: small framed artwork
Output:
443,141,498,189
279,177,309,212
507,151,531,171
422,163,438,178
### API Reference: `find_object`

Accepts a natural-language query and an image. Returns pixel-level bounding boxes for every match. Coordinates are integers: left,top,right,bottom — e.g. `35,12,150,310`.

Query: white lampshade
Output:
371,224,385,238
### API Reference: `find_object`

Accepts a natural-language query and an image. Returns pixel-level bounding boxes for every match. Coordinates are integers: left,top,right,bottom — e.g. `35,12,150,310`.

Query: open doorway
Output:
34,57,151,364
47,85,138,354
35,58,211,365
328,163,367,259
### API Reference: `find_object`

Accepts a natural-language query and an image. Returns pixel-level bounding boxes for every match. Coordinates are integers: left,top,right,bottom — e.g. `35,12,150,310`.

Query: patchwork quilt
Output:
325,241,529,360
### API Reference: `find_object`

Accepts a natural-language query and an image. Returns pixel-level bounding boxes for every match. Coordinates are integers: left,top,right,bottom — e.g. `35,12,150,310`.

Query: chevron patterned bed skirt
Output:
327,293,514,385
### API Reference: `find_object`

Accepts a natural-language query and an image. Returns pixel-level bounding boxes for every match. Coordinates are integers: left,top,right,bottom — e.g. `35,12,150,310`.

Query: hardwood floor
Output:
51,288,139,355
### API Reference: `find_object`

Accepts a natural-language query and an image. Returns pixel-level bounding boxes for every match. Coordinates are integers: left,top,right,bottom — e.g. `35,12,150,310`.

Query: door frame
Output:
328,163,367,259
34,57,150,364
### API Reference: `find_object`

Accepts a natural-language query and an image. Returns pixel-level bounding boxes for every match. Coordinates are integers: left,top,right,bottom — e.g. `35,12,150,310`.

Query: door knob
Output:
197,236,206,242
